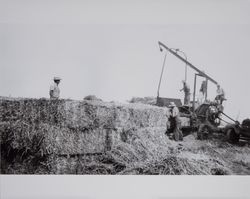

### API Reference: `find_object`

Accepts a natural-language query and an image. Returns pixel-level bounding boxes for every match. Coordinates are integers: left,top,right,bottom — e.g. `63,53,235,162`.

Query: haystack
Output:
0,97,169,174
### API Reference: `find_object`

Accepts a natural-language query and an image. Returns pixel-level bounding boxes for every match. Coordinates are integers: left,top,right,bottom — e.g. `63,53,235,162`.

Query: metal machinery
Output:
156,41,226,139
222,117,250,144
157,41,250,143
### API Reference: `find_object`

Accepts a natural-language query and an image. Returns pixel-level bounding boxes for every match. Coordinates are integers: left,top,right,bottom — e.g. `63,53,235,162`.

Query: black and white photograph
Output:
1,0,250,198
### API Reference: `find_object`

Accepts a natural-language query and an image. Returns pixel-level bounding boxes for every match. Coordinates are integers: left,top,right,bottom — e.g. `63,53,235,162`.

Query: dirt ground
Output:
162,134,250,175
82,132,250,175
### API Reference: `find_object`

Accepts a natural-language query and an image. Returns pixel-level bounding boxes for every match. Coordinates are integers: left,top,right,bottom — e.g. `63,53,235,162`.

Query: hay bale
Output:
42,124,109,154
129,96,156,105
0,97,170,174
0,98,67,126
84,95,102,101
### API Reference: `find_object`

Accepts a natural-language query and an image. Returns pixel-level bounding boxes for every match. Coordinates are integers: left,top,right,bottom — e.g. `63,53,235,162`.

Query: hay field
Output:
1,97,249,175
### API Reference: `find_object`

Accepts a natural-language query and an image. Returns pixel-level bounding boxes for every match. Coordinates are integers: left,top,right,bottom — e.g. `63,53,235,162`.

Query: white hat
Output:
169,102,176,107
54,77,61,81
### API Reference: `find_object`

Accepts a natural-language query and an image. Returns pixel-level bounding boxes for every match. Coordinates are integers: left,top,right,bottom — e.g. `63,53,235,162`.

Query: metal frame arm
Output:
158,41,218,85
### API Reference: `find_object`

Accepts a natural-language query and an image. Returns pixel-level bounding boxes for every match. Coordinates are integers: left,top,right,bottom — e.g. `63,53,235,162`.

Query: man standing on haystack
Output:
49,77,61,99
168,102,183,141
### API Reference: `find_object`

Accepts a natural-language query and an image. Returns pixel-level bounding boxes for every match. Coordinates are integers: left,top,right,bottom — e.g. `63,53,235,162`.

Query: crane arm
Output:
158,41,218,85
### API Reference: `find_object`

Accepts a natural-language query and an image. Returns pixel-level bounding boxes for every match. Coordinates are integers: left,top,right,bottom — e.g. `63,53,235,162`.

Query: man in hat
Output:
167,102,183,141
49,77,61,99
215,84,226,105
180,80,190,106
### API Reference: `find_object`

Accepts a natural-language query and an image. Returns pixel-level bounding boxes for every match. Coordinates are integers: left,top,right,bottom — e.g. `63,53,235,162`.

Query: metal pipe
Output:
157,53,167,97
185,64,187,82
169,48,188,82
193,74,197,110
220,112,237,123
205,78,208,101
176,50,188,82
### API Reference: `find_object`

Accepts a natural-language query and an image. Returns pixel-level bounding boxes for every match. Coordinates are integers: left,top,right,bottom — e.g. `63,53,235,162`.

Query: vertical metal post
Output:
205,78,208,101
193,74,197,110
157,53,167,97
185,65,187,82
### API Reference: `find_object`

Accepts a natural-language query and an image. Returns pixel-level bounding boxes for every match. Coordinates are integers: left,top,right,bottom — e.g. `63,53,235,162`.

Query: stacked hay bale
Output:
0,98,168,174
129,96,156,105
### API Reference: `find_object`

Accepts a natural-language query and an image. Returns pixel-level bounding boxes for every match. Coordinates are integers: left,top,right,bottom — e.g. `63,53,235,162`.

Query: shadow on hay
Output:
1,121,49,174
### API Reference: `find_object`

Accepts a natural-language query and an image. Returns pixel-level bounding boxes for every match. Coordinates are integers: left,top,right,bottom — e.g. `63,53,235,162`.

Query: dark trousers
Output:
168,117,183,141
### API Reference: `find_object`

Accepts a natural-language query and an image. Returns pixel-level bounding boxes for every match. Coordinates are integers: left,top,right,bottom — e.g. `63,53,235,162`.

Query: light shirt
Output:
200,81,207,94
50,82,60,99
216,87,225,96
171,106,179,118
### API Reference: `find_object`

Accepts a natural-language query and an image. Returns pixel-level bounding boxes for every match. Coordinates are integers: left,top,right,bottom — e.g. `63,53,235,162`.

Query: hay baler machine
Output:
156,41,224,137
156,41,250,143
181,101,250,143
177,101,224,138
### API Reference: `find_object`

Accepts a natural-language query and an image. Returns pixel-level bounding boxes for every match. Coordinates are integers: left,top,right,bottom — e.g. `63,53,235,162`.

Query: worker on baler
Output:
215,84,226,104
199,80,207,103
180,80,190,106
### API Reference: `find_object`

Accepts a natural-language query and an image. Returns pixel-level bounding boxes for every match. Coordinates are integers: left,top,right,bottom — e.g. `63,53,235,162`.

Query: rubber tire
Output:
226,128,239,144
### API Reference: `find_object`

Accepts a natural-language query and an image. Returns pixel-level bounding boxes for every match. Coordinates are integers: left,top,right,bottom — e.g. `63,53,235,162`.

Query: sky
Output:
1,0,250,198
